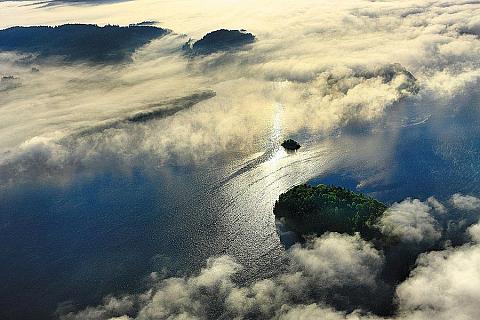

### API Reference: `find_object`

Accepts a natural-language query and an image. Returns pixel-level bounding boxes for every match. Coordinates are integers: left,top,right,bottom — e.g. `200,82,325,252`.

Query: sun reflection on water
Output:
268,102,287,163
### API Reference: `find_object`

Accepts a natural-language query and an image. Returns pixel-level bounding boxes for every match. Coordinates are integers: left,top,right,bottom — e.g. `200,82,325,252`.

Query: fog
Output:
3,0,480,184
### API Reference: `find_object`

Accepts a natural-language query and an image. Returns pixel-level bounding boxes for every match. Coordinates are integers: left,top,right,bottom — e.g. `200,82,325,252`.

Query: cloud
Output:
277,304,370,320
468,223,480,243
289,233,383,288
426,197,447,214
59,296,137,320
285,236,480,320
396,239,480,320
377,198,441,245
450,193,480,211
0,57,422,186
59,233,386,320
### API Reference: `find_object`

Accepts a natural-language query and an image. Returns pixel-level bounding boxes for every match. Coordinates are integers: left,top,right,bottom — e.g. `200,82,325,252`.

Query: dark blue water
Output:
0,158,287,319
1,171,167,319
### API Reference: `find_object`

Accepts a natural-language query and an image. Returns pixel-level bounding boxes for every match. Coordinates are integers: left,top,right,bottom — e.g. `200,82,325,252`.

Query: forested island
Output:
274,184,387,240
183,29,256,56
281,139,301,150
0,24,169,62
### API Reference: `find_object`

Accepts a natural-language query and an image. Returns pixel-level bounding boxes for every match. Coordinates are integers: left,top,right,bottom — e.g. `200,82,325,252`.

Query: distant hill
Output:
184,29,255,56
274,184,387,240
0,24,169,63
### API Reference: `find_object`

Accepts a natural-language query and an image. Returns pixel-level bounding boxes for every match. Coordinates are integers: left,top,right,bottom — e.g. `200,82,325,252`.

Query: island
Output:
274,184,387,240
281,139,301,151
183,29,255,56
0,24,169,63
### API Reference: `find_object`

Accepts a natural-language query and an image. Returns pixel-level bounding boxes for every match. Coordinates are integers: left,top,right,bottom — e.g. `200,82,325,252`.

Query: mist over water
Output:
2,0,480,319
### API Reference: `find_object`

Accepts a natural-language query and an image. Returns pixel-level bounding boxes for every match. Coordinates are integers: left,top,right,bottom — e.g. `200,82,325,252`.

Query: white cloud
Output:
396,242,480,320
60,296,136,320
467,222,480,243
277,304,364,320
427,197,447,214
450,194,480,211
290,233,383,288
378,198,441,245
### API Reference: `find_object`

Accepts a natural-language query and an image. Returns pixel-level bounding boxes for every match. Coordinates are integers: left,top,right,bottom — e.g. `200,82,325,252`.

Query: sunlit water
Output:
2,92,480,319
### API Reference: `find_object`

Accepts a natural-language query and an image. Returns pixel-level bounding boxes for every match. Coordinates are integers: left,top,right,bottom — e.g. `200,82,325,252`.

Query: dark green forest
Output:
184,29,255,55
274,184,387,239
